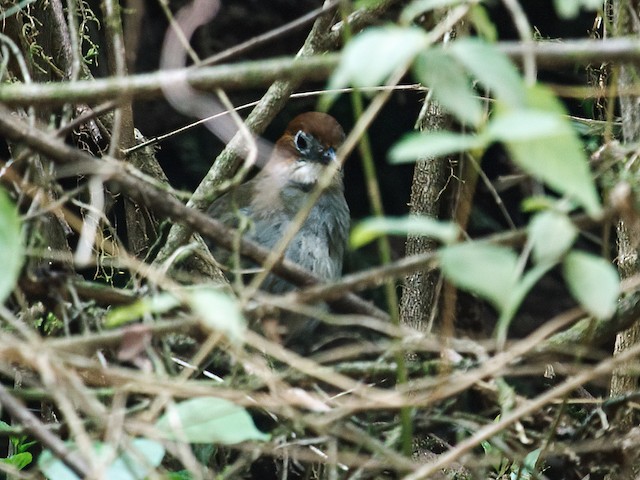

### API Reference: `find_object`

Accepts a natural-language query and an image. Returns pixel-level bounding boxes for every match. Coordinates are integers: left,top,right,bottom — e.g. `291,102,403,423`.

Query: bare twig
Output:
403,338,640,479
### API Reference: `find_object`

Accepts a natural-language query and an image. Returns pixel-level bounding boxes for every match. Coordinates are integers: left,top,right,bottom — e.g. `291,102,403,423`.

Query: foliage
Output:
0,0,637,479
38,439,165,480
155,397,269,444
0,421,35,471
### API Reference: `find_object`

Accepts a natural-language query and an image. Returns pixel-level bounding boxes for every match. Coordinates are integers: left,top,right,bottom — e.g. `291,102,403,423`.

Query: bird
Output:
206,112,350,350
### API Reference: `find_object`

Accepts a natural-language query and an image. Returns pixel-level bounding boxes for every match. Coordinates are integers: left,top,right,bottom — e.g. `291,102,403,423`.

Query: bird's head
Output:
265,112,345,191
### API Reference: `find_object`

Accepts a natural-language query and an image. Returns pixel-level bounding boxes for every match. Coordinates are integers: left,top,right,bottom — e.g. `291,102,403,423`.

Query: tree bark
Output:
399,100,449,332
609,0,640,449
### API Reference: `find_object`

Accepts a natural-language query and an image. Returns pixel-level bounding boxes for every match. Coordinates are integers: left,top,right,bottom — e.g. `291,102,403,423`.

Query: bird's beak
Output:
320,147,336,165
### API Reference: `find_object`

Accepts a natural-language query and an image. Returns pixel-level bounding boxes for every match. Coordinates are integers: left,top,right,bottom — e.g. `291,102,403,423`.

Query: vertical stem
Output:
340,4,412,457
102,0,155,257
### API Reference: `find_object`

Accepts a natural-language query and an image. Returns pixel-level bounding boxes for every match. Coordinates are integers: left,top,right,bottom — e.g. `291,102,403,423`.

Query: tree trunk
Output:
609,3,640,472
399,100,449,332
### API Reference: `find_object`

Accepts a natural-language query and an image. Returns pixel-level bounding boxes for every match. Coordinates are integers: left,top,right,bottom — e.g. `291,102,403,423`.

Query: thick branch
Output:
0,54,339,106
3,38,640,106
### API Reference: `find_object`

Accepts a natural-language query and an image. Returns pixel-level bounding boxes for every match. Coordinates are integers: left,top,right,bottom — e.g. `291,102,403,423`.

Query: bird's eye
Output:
294,131,309,152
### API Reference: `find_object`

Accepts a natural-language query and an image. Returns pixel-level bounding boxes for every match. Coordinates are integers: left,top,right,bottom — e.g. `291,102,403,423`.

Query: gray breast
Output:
251,188,349,294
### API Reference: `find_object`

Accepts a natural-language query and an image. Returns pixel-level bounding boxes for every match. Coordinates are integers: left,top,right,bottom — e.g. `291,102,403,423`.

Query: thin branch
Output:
402,338,640,479
4,38,640,106
124,84,423,155
197,0,343,67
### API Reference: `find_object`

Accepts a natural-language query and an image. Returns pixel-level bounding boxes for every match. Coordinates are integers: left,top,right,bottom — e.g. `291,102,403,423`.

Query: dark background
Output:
117,0,600,224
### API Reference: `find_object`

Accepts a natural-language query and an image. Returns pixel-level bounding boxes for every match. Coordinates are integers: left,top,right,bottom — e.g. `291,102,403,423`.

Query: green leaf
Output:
413,49,484,126
109,439,165,480
350,216,460,248
563,251,620,319
528,211,578,265
511,447,542,479
487,111,568,141
39,438,165,480
0,452,32,470
521,195,568,212
156,397,269,444
105,293,180,328
439,243,520,312
449,38,526,108
39,449,78,480
323,26,427,108
493,86,602,217
0,186,23,304
389,131,487,163
553,0,602,19
401,0,471,24
496,263,553,347
187,286,246,344
0,421,15,432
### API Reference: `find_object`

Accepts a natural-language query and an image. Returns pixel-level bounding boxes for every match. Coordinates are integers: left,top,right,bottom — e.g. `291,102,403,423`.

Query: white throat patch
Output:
289,161,326,186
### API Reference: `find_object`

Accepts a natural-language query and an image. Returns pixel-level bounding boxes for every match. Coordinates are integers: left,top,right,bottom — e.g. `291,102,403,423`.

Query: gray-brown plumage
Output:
206,112,350,349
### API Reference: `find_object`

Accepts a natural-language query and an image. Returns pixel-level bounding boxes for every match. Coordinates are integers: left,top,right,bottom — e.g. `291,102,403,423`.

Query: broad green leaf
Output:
511,447,543,479
188,286,246,344
0,421,15,432
413,49,484,126
502,128,601,217
350,216,460,248
38,449,77,480
0,452,32,470
39,438,165,480
323,26,427,107
487,111,567,142
496,263,553,347
449,38,526,108
439,243,520,312
563,251,620,319
156,397,269,444
528,211,578,265
105,293,180,328
401,0,472,24
0,186,23,304
553,0,602,19
109,439,165,480
389,131,487,163
494,86,602,217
